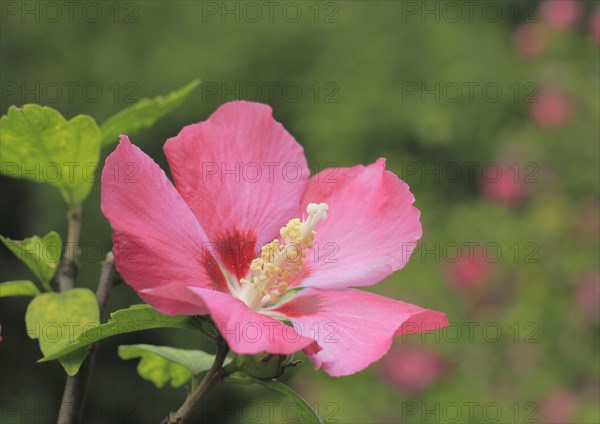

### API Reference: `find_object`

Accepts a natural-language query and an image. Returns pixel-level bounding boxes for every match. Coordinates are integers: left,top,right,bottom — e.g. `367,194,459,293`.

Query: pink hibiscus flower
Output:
529,89,573,129
590,7,600,45
574,271,600,323
480,161,530,206
540,0,581,30
101,101,447,377
379,344,448,394
513,23,547,58
446,249,494,291
540,390,579,423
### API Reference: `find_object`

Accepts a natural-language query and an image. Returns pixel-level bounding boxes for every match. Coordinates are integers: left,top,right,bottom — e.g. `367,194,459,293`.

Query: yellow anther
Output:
250,258,263,273
285,246,300,260
264,263,280,276
280,218,302,243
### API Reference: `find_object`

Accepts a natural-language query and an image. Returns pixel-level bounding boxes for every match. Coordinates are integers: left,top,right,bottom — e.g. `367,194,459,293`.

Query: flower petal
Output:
142,284,318,355
101,136,228,313
299,159,422,289
164,101,309,280
272,288,447,377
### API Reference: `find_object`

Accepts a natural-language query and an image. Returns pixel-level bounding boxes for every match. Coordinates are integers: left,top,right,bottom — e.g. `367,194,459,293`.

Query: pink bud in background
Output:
529,90,572,128
481,162,530,206
540,391,579,423
446,249,494,291
513,24,546,57
379,345,447,395
590,7,600,45
574,272,600,323
541,0,581,30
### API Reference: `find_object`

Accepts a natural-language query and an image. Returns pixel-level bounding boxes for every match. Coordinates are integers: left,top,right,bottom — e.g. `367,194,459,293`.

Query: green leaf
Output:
39,304,217,363
0,280,41,297
226,374,324,424
100,79,200,147
119,344,226,375
254,379,324,424
0,105,102,205
25,288,100,376
0,231,62,291
119,345,193,388
118,344,229,388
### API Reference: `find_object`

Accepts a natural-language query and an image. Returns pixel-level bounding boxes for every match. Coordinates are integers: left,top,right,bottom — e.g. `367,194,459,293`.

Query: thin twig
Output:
57,251,116,424
56,205,82,292
95,252,116,320
163,339,230,424
79,252,116,408
57,205,82,424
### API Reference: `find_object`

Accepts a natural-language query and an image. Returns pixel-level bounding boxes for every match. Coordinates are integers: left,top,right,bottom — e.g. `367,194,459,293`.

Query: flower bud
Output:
234,353,295,379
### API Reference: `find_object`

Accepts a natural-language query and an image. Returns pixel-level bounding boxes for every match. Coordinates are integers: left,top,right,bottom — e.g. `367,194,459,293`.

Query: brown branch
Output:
95,252,116,320
57,241,116,424
78,252,116,412
56,205,82,424
56,205,81,292
163,339,230,424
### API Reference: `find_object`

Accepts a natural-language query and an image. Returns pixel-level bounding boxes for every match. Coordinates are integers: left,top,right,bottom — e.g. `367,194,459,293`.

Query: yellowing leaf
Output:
39,304,217,362
0,231,61,290
118,344,224,388
0,105,101,206
25,288,100,375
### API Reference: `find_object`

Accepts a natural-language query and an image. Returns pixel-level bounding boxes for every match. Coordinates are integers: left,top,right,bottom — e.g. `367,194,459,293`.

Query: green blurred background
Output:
1,1,598,423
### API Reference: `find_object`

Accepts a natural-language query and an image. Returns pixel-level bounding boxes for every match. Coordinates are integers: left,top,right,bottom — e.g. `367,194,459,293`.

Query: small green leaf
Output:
39,304,217,362
0,105,102,205
1,232,62,291
25,288,100,376
100,79,200,147
119,345,193,388
0,280,41,297
226,374,324,424
119,344,227,375
118,344,230,389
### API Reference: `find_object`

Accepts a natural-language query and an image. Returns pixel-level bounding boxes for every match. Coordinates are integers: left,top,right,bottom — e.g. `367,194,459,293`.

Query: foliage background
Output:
1,1,598,423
